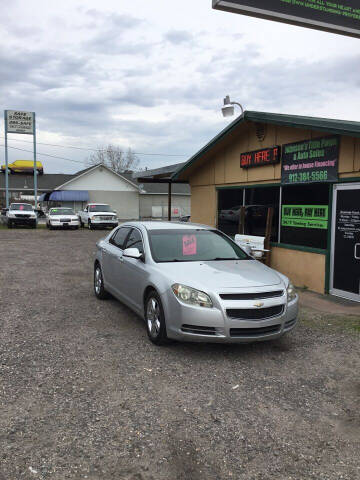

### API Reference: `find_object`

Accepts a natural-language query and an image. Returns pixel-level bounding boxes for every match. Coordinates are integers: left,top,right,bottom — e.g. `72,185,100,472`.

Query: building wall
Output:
61,167,137,191
189,125,360,189
139,194,191,218
88,191,139,220
271,247,326,293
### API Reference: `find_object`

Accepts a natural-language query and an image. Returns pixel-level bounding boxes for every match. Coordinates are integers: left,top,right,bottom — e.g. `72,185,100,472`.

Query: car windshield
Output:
89,205,112,212
148,229,250,263
50,208,74,215
10,204,32,211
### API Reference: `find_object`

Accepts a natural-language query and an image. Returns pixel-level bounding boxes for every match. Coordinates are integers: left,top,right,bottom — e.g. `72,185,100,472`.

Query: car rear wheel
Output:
94,264,109,299
145,292,170,345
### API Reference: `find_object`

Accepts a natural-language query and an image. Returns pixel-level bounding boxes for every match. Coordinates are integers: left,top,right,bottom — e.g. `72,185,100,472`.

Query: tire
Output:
46,222,49,229
79,218,84,228
94,264,109,300
88,220,93,230
145,291,170,345
8,220,12,229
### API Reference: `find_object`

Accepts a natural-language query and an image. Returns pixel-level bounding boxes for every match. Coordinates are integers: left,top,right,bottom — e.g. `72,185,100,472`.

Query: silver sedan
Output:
94,222,299,345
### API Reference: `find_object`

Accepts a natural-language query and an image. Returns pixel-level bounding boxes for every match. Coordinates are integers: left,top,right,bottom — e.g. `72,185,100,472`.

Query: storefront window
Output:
280,183,330,249
218,188,244,237
218,187,280,241
244,187,280,242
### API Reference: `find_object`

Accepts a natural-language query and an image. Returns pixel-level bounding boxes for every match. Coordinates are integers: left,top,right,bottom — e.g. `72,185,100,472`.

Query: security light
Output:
221,95,244,118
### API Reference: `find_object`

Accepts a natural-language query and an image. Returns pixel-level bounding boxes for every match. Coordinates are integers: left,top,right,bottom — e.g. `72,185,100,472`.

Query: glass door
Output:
330,183,360,302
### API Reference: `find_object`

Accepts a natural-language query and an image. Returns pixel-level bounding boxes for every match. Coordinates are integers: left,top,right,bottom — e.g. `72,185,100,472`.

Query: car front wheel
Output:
145,291,170,345
94,264,109,299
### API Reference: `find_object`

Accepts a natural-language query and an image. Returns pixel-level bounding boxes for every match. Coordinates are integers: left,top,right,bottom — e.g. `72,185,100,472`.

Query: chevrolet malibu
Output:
94,222,298,345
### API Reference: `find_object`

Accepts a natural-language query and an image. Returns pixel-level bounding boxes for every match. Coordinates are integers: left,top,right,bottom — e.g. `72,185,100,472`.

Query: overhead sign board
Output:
281,136,339,185
212,1,360,39
240,146,280,168
5,110,34,135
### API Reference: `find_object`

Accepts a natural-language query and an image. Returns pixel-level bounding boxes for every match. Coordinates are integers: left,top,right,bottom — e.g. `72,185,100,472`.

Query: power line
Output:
0,136,188,157
0,144,86,164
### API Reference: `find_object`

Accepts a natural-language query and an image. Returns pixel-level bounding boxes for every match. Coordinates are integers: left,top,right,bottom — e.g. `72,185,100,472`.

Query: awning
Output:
40,190,89,202
50,190,89,201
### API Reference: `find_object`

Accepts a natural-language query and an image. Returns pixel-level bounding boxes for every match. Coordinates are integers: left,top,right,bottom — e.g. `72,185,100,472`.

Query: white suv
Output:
6,203,37,228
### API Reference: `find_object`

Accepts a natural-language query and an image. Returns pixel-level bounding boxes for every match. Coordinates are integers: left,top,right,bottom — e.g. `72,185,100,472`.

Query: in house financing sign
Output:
213,1,360,38
281,136,339,185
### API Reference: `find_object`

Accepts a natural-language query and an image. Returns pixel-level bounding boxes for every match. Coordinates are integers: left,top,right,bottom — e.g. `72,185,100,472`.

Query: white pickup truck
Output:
78,203,118,230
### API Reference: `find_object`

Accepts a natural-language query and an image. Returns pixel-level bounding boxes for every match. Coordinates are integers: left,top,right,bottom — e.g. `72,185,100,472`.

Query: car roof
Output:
88,203,110,205
120,221,213,231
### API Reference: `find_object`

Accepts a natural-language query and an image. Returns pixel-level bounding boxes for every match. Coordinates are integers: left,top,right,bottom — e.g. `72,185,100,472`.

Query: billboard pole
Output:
4,110,9,208
33,112,37,208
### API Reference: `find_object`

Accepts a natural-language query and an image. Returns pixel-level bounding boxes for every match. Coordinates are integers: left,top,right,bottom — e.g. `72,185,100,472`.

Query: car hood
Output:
90,212,116,216
156,259,283,289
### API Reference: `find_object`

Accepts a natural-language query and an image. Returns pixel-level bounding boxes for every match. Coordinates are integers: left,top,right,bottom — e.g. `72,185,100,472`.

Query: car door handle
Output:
355,243,360,260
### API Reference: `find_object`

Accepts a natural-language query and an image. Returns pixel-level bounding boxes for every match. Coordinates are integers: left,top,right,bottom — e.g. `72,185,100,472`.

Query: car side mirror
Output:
123,248,142,259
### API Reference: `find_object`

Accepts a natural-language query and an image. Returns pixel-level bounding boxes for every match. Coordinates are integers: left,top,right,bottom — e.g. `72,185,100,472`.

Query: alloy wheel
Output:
146,297,161,338
94,267,102,295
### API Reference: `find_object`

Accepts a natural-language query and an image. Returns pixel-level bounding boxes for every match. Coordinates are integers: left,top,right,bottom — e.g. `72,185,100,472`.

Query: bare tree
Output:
87,145,140,174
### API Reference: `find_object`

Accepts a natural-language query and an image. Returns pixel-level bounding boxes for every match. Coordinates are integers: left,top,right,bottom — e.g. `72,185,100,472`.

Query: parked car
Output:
219,205,242,223
1,160,43,175
5,203,37,228
46,207,80,230
94,221,298,345
78,203,118,230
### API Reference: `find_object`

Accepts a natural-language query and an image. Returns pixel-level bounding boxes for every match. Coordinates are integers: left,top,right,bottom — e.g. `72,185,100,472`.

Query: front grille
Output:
284,318,297,330
226,305,284,320
181,324,217,336
220,290,284,301
60,218,71,222
230,325,281,337
98,216,114,221
15,214,30,218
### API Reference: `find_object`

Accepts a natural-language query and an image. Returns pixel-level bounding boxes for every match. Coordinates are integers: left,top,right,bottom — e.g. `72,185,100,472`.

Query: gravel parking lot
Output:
0,228,359,480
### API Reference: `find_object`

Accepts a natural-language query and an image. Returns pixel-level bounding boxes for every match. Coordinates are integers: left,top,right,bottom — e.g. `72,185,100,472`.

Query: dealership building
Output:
171,111,360,302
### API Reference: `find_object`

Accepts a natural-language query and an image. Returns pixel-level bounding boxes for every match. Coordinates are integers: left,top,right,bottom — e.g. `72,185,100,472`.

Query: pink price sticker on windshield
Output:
182,235,197,256
20,205,24,210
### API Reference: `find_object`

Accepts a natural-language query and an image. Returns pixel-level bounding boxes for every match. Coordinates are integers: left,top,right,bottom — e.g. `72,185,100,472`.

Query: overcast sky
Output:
0,0,359,173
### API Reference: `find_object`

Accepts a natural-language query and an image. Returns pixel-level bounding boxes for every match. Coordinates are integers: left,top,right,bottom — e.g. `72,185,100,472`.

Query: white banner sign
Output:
6,110,34,134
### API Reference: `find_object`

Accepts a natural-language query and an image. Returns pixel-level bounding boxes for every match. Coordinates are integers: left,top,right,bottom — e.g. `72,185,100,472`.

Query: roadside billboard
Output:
212,1,360,38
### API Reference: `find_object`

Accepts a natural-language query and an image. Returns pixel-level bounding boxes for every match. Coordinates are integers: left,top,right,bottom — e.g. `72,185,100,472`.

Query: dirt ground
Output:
0,228,359,480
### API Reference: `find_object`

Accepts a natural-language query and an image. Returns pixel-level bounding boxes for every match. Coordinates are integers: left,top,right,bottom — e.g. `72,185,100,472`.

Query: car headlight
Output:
172,283,213,308
287,281,297,302
8,212,15,218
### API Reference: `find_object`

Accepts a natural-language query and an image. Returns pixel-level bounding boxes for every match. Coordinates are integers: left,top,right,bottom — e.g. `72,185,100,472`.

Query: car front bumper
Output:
161,289,299,343
9,217,37,225
90,221,118,228
50,220,79,228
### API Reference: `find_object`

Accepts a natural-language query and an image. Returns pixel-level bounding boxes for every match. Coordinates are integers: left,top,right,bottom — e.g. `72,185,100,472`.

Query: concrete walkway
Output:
299,290,360,316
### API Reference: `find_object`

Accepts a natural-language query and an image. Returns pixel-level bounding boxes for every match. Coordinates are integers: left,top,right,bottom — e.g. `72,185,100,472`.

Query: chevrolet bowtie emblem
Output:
254,302,264,308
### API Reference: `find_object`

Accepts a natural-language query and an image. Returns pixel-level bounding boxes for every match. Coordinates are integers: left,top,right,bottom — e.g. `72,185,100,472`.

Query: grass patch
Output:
300,309,360,336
